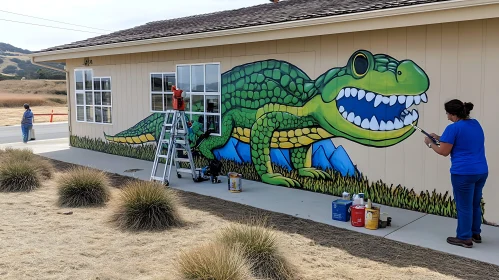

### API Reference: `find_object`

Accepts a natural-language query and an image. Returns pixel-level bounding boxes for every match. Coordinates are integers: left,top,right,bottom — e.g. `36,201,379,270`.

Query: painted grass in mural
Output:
70,135,488,224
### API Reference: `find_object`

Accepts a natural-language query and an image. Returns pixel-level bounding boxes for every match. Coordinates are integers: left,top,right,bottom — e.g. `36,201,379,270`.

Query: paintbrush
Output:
410,123,440,145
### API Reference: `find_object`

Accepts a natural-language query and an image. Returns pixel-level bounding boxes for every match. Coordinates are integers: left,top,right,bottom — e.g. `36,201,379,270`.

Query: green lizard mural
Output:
104,50,429,188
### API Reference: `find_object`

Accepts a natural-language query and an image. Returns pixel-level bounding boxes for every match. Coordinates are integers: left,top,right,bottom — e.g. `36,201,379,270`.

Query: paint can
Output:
228,172,242,193
350,205,365,227
365,207,380,230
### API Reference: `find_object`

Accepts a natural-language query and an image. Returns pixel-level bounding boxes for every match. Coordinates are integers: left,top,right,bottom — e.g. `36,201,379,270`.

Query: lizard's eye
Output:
352,53,369,78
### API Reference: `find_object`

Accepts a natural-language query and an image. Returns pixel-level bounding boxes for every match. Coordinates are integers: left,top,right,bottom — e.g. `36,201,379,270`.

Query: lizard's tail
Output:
103,113,164,144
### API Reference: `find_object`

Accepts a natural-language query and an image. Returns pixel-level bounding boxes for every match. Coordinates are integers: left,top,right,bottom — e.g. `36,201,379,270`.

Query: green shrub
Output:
111,181,183,231
217,221,295,280
0,160,41,192
56,167,111,207
177,242,253,280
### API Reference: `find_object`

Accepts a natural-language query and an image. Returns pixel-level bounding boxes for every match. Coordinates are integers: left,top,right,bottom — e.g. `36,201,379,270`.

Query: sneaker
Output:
472,234,482,243
447,237,473,248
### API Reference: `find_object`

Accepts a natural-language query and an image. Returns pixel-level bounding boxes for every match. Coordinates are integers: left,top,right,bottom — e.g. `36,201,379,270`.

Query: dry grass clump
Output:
56,167,111,207
217,221,296,280
176,242,253,280
0,159,41,192
0,147,54,180
111,180,184,231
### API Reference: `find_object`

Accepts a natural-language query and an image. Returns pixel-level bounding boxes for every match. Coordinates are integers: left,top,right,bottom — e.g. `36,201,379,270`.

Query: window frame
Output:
175,62,222,136
74,68,113,125
149,72,176,113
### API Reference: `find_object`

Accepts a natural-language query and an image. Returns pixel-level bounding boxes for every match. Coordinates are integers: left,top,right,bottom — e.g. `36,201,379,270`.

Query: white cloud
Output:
1,0,265,51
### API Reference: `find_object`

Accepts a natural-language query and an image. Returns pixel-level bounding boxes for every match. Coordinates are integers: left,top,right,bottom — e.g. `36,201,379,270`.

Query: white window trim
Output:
149,72,176,113
175,62,222,136
74,68,113,125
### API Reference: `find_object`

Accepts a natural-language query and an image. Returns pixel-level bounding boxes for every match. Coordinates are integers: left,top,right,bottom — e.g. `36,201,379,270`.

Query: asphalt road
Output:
0,123,68,144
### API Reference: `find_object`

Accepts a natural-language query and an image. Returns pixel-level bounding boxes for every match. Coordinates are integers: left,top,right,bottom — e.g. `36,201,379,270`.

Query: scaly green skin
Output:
105,50,430,187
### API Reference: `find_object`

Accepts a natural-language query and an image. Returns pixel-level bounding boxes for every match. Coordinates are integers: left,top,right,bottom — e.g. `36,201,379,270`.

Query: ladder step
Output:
160,139,186,145
151,176,165,181
177,168,193,174
175,158,191,163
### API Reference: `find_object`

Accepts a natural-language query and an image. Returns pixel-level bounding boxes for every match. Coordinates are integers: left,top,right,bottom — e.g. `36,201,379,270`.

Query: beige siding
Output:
67,18,499,223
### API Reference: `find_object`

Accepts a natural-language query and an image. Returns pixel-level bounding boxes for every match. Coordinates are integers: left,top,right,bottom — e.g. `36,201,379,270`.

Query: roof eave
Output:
31,0,499,62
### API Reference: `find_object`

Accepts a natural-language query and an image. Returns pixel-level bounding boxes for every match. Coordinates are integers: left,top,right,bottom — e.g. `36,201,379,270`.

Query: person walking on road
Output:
424,99,488,248
21,103,34,143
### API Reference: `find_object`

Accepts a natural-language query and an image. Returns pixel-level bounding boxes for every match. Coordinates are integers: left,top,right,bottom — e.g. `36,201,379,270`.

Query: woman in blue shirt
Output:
424,99,488,248
21,103,34,143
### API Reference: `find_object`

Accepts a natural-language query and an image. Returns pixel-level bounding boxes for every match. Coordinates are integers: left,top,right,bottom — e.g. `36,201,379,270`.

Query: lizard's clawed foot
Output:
298,167,332,180
261,173,301,188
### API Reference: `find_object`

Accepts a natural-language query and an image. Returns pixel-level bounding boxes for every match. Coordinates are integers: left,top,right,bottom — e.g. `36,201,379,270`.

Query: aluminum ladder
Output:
150,110,199,186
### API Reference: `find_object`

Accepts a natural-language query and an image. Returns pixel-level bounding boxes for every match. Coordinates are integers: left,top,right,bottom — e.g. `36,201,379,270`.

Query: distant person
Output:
21,103,34,143
424,99,488,248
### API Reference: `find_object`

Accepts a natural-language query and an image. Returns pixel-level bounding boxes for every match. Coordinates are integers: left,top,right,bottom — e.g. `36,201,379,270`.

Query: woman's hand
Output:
429,133,440,141
424,137,432,146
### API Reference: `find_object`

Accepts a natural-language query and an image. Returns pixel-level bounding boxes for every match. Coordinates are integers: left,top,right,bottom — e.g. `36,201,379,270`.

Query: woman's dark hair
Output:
23,103,29,109
444,99,474,119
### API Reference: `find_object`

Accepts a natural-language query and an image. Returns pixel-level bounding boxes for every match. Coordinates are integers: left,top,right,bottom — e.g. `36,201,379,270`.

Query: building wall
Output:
66,18,499,223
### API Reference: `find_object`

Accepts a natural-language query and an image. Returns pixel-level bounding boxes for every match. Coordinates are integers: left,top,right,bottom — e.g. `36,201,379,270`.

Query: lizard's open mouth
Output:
335,87,428,131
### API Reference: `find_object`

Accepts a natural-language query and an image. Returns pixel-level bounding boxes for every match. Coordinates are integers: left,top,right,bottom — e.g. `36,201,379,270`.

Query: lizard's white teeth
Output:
340,107,421,131
366,92,375,102
336,87,426,131
336,88,428,107
357,90,365,101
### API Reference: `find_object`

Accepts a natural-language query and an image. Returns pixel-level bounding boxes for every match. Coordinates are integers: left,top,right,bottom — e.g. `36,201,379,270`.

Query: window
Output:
176,63,221,135
150,73,175,112
150,63,221,135
75,69,112,124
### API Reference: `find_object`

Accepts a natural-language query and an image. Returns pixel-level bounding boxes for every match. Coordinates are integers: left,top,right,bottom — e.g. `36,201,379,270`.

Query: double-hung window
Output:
150,72,176,112
149,63,222,136
176,63,221,135
75,69,112,124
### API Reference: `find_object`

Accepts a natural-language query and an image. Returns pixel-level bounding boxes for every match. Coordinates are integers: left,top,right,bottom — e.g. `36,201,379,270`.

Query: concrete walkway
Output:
2,138,498,266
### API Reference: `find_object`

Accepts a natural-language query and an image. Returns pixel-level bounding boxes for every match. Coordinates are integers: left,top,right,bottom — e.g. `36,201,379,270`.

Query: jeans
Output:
451,173,488,240
21,124,32,143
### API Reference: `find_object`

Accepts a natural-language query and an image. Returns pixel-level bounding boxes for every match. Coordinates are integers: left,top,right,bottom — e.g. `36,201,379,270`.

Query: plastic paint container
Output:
350,205,366,227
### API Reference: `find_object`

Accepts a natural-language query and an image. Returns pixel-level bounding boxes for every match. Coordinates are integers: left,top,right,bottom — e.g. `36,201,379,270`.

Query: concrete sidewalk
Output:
1,138,498,266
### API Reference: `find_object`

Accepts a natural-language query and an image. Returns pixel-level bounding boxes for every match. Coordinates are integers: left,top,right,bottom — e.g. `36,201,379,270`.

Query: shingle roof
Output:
37,0,452,53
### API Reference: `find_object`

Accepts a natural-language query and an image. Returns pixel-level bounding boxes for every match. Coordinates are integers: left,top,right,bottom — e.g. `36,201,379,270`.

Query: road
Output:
0,123,68,144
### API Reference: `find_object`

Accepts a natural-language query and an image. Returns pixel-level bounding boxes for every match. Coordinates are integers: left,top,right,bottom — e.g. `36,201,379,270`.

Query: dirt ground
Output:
0,158,498,280
0,106,68,126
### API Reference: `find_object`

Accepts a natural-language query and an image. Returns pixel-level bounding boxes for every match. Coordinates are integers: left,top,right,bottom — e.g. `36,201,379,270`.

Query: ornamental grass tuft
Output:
57,167,111,207
0,159,41,192
111,180,183,231
176,242,253,280
217,219,296,280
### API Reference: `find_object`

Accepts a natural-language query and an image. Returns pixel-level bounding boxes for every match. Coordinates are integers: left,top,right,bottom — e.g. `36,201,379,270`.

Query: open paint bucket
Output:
228,172,242,193
365,207,380,230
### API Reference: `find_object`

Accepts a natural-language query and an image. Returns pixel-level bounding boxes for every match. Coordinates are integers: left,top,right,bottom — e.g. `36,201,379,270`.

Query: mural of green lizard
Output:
104,50,429,188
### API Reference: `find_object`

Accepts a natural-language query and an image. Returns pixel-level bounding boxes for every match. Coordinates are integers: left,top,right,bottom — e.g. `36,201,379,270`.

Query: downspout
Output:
30,57,72,140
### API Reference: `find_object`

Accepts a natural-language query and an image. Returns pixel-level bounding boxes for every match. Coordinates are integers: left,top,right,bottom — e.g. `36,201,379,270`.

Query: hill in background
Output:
0,43,65,81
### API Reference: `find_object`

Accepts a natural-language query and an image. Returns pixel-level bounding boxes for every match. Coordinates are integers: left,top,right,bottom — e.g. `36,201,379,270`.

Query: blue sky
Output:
1,0,264,51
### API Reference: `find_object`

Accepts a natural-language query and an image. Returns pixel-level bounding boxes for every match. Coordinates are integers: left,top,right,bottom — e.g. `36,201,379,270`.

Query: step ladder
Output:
150,110,200,186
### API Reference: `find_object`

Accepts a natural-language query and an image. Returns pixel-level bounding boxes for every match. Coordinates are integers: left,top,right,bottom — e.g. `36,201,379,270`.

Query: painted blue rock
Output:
270,148,292,170
312,146,334,171
213,138,243,163
214,137,356,177
329,146,356,177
